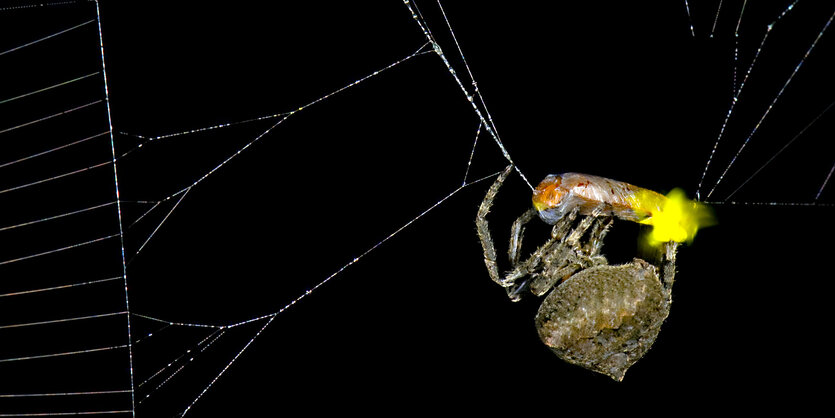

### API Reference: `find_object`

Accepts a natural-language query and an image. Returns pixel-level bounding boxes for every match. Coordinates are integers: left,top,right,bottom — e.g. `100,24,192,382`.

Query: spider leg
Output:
529,207,608,297
564,205,605,246
584,216,613,258
499,207,538,301
516,209,580,297
505,278,531,301
509,207,537,266
660,241,678,291
507,208,577,275
530,263,578,296
550,206,579,241
476,165,514,287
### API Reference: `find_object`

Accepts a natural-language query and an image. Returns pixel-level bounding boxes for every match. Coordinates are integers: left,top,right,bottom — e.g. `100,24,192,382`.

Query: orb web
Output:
1,0,833,416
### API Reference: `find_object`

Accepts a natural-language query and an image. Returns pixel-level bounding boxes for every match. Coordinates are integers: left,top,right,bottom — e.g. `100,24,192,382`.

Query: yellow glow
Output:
636,188,715,247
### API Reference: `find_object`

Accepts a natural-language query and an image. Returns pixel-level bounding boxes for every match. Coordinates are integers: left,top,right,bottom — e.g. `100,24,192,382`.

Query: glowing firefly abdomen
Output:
532,173,665,225
532,173,713,246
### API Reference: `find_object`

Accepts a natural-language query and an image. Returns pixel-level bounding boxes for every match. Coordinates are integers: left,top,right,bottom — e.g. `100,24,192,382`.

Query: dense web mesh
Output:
1,1,833,416
0,2,133,415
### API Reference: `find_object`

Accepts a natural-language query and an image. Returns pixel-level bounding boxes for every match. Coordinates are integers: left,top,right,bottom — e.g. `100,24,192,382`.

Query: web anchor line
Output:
731,0,749,96
113,42,434,272
683,0,695,37
137,329,226,406
695,4,791,200
816,162,835,201
122,42,431,210
461,120,483,185
723,98,835,201
704,201,834,207
696,1,833,204
710,0,725,38
127,187,190,265
0,0,86,12
116,110,292,159
137,328,223,390
88,41,435,413
432,0,516,187
404,0,533,190
134,171,500,332
705,7,835,200
124,4,540,411
133,323,171,346
145,171,497,415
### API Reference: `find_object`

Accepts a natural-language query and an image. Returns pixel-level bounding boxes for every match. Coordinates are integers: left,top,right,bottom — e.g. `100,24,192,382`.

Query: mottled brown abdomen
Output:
534,260,671,381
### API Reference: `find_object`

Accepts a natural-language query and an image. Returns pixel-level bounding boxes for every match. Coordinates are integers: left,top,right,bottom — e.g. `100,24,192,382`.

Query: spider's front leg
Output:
476,165,545,301
476,165,514,288
500,207,538,300
509,207,537,266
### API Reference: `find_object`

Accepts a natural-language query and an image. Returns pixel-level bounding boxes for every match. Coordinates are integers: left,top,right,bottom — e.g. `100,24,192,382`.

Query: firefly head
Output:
532,174,568,225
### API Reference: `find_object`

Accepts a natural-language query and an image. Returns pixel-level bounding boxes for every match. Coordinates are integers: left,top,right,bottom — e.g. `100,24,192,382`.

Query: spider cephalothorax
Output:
476,165,680,381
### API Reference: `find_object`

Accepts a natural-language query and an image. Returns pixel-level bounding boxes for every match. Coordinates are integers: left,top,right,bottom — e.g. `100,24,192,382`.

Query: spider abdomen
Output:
534,260,671,381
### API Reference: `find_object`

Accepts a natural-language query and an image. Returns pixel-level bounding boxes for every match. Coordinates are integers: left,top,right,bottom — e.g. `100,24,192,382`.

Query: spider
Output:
476,165,679,381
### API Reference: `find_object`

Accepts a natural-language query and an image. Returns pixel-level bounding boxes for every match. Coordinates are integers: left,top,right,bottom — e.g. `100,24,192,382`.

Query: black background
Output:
2,0,834,416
